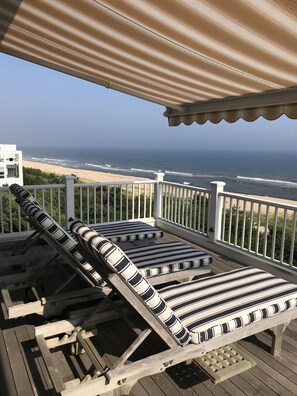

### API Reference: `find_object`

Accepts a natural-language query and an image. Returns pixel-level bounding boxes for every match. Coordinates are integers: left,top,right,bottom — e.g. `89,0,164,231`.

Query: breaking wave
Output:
237,176,297,187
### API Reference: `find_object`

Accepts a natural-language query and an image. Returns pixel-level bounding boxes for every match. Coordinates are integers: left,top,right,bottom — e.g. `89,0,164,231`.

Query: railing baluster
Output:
126,185,129,220
263,205,270,258
289,211,296,267
241,200,246,249
114,185,117,222
149,183,152,218
107,186,110,223
169,185,172,221
247,202,254,252
132,184,135,220
143,184,146,218
58,188,61,225
100,186,103,223
177,187,181,224
86,186,90,224
198,192,202,234
181,187,185,227
185,188,189,228
80,187,83,221
272,207,278,261
170,185,174,222
9,193,12,233
280,209,287,264
120,185,123,221
164,184,167,220
188,189,193,229
234,198,239,246
93,187,96,224
138,184,140,219
50,189,53,217
202,192,206,234
192,190,197,230
227,197,233,244
18,203,21,231
255,204,261,254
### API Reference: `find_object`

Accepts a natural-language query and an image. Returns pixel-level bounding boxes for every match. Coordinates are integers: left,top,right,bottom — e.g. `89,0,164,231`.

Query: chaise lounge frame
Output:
2,194,212,318
34,222,297,396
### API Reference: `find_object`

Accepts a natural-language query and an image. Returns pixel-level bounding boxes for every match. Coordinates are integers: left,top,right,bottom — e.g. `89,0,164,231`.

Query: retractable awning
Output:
1,0,297,126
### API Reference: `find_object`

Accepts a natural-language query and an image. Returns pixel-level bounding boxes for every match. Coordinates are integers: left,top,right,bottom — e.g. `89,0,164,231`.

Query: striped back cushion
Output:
9,183,37,204
70,221,191,346
21,200,105,287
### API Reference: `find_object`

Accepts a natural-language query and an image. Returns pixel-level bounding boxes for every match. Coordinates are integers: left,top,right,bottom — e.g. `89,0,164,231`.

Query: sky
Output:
1,52,297,152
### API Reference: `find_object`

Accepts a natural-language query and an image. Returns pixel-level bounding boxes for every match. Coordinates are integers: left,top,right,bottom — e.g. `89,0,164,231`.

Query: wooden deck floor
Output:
1,231,297,396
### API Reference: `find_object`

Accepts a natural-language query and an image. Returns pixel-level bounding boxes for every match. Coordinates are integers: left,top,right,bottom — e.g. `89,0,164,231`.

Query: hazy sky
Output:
1,52,297,151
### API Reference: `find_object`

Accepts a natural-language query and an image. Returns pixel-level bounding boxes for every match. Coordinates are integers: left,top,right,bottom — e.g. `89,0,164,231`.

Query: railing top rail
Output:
26,184,65,189
161,181,210,193
74,180,156,188
219,191,297,211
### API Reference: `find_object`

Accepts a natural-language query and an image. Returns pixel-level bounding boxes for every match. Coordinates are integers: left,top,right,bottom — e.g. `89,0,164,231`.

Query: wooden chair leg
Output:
270,323,288,356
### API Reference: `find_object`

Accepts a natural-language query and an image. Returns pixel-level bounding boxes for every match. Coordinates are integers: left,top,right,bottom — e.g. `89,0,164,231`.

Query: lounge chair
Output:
35,221,297,395
9,183,164,244
1,199,212,318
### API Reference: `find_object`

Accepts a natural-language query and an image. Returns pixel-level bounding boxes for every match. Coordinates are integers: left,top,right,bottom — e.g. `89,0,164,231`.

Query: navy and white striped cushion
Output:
21,200,105,287
9,183,37,204
92,221,163,242
71,221,191,346
159,266,297,344
123,241,212,278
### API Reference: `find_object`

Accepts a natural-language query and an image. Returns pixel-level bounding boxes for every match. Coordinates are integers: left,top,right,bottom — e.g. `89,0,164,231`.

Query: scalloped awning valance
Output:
164,87,297,126
1,0,297,126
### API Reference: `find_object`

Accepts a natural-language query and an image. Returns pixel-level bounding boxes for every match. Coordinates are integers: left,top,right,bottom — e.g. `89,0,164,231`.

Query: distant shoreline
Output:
23,160,297,209
23,160,148,183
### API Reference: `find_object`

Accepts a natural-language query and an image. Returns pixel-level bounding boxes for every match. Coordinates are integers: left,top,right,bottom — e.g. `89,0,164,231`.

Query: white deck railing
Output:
72,179,156,225
0,174,296,273
218,191,297,269
0,183,65,233
159,181,210,236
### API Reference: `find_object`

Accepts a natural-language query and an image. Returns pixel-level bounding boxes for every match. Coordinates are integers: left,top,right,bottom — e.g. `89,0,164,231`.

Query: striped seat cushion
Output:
21,200,105,287
71,221,191,346
159,266,297,344
123,241,212,278
92,221,163,242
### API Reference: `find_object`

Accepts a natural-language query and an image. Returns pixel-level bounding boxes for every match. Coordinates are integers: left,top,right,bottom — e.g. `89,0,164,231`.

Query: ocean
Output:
22,146,297,201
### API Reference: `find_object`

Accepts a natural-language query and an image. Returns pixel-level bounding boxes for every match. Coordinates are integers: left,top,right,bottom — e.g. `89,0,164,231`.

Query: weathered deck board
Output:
1,230,297,396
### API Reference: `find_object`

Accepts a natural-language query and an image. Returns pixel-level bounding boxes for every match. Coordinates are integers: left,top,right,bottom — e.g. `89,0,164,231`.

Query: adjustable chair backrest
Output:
10,183,40,206
21,200,105,287
71,221,192,346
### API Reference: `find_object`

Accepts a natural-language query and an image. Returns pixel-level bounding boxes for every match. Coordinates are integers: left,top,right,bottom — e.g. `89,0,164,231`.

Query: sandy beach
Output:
23,160,297,209
23,160,148,183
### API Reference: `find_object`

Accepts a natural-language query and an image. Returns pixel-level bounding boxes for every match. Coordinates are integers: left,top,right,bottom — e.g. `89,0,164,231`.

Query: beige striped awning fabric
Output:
1,0,297,126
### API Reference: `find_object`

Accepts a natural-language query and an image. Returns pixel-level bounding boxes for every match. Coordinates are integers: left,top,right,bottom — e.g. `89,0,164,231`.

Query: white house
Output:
0,144,23,186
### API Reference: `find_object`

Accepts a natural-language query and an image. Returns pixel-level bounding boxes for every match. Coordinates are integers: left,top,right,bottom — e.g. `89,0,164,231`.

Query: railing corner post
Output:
154,172,165,221
208,181,225,242
64,175,75,228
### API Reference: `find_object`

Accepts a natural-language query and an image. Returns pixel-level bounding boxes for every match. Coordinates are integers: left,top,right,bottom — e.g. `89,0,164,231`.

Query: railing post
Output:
64,175,75,228
154,172,165,220
208,181,225,242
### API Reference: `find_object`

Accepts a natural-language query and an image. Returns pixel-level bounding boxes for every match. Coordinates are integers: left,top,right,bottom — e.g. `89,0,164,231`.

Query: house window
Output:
0,168,4,178
7,165,18,178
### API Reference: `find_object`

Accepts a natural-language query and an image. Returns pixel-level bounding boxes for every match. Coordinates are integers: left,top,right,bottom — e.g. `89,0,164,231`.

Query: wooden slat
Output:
0,329,18,396
3,328,35,396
